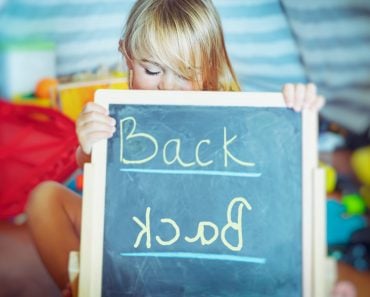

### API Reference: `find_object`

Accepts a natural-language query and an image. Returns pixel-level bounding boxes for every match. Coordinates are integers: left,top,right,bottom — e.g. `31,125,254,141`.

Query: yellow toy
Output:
360,185,370,209
56,76,128,120
320,161,337,193
351,146,370,186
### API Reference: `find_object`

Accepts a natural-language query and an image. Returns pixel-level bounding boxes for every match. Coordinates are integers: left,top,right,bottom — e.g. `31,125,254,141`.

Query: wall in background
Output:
0,0,306,91
282,0,370,134
1,0,369,134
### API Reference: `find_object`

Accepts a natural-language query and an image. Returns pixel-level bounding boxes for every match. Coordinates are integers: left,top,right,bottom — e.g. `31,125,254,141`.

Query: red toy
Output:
0,100,79,219
76,173,84,192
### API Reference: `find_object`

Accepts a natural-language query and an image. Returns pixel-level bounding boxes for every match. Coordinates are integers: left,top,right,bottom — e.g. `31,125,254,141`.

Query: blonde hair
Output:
120,0,240,91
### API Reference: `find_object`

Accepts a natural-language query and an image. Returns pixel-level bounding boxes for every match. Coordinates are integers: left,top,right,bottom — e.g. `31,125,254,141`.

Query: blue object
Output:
327,199,367,246
341,227,370,271
65,169,83,194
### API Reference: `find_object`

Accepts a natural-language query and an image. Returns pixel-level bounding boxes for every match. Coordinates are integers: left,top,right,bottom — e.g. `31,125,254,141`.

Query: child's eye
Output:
145,68,160,75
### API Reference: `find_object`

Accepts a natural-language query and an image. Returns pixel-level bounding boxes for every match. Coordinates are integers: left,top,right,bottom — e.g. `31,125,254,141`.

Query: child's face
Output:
129,59,201,91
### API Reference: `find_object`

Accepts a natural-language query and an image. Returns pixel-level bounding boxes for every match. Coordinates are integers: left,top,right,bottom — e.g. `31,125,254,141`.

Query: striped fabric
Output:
2,1,369,133
0,0,134,75
281,0,370,134
214,0,306,91
0,0,306,92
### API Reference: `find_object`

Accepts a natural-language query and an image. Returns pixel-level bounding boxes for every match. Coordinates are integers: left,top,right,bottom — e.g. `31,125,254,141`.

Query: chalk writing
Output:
120,117,255,168
132,196,252,251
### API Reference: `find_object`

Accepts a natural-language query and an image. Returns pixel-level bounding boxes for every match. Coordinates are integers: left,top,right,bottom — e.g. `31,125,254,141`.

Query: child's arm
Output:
282,83,325,112
75,146,91,168
75,102,116,166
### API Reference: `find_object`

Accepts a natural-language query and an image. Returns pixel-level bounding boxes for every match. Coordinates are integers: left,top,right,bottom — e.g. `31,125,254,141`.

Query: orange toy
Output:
35,77,58,99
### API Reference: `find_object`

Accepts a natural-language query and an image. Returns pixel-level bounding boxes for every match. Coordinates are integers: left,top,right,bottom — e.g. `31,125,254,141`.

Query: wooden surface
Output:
0,221,60,297
1,215,370,297
338,261,370,297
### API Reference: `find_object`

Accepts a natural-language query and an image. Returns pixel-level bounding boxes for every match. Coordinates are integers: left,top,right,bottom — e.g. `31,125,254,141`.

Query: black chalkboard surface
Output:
79,90,318,297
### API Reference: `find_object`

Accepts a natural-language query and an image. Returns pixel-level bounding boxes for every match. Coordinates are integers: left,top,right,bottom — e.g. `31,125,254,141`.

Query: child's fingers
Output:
316,95,326,110
77,111,116,130
309,95,326,111
76,107,116,144
79,129,116,154
293,83,305,111
282,83,294,108
83,102,109,115
86,130,115,145
77,121,116,154
76,102,116,154
78,120,116,136
303,83,317,108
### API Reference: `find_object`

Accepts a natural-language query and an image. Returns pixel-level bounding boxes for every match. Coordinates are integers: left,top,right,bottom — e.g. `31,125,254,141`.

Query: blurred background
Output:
0,0,369,296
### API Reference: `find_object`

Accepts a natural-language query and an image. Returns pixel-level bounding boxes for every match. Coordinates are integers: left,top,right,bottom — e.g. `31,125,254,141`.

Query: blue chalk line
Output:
120,168,261,178
120,252,266,264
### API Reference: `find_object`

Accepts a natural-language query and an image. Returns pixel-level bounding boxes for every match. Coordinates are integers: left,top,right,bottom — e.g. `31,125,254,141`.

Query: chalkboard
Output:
79,90,318,297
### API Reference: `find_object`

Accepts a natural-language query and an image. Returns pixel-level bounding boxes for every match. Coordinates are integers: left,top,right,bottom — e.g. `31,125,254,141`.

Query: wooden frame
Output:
78,89,323,297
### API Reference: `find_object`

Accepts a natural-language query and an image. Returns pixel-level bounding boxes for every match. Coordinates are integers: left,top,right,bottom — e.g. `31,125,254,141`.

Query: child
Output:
26,0,325,294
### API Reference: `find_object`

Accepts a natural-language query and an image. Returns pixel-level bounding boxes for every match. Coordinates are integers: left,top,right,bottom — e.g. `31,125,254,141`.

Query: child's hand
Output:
282,83,325,112
76,102,116,154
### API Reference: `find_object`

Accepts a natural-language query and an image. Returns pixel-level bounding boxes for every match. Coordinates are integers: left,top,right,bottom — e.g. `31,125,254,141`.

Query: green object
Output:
0,40,55,52
342,193,366,215
17,93,35,99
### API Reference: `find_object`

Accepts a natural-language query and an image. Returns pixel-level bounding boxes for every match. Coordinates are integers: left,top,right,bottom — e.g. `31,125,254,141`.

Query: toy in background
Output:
342,146,370,272
10,65,127,115
55,75,127,121
0,100,79,220
0,42,127,219
321,161,337,194
327,199,366,253
321,132,370,273
65,169,84,195
331,281,357,297
35,77,59,99
12,77,59,108
0,39,59,108
351,146,370,208
0,40,56,100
